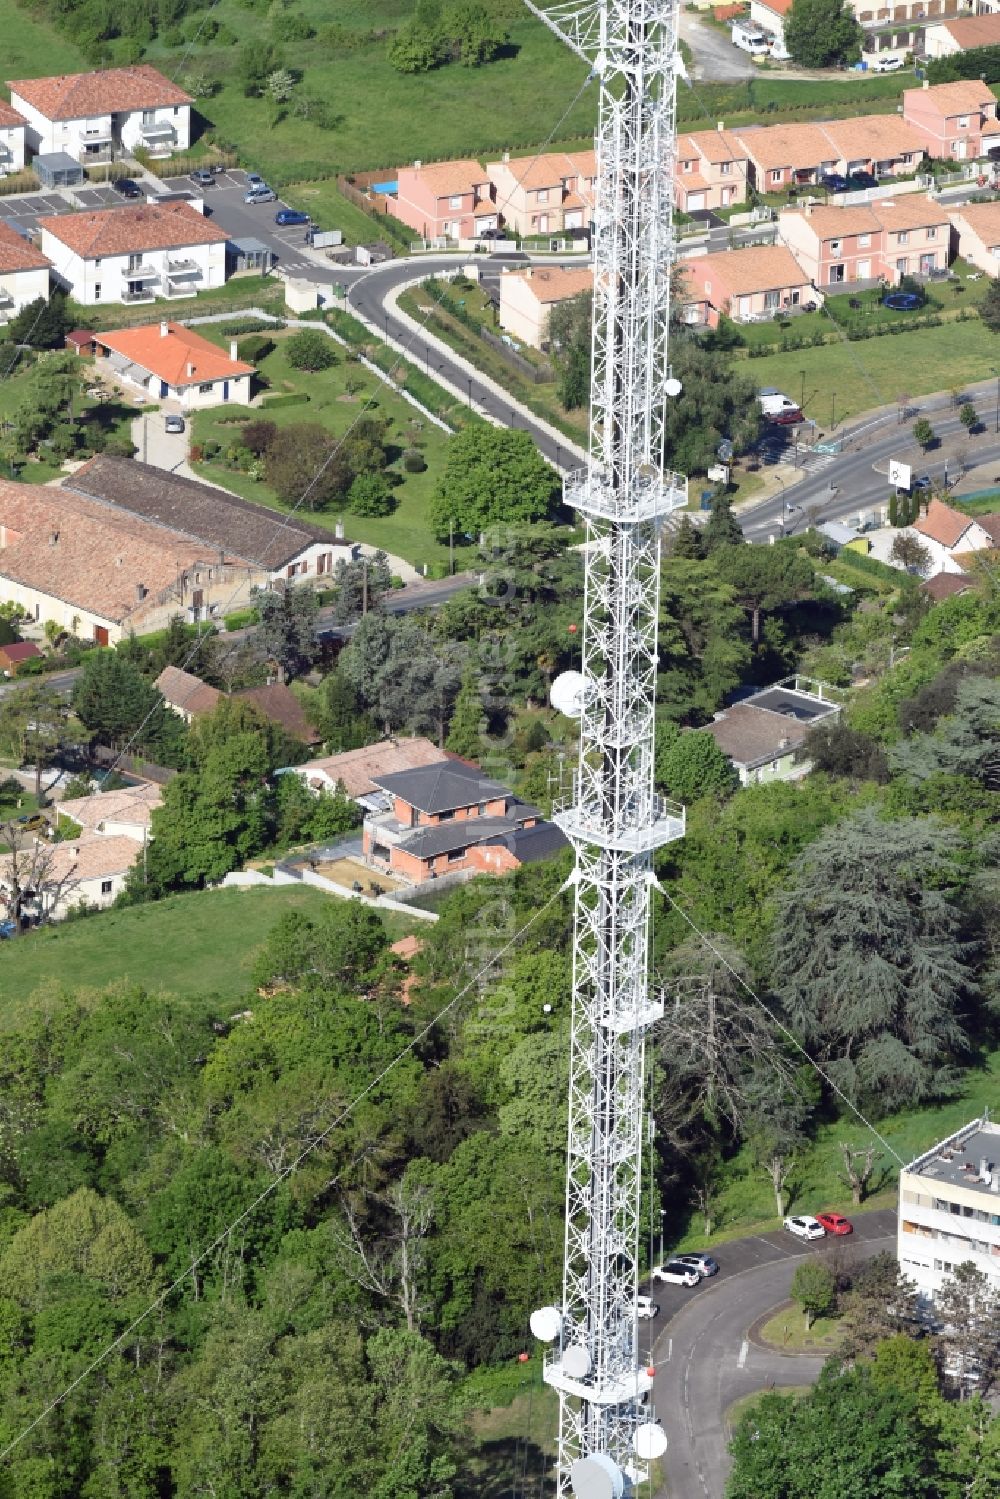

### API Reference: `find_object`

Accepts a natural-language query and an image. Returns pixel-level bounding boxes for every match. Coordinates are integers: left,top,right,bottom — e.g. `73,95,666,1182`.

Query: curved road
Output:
648,1206,898,1499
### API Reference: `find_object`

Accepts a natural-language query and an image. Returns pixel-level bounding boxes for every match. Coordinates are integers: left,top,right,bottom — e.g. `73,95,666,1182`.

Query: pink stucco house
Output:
393,158,496,242
902,79,1000,162
673,128,749,214
679,244,815,327
778,195,950,288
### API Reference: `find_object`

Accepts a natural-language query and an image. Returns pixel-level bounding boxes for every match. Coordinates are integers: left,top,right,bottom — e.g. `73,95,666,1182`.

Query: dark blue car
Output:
883,292,920,311
275,208,310,226
821,173,848,193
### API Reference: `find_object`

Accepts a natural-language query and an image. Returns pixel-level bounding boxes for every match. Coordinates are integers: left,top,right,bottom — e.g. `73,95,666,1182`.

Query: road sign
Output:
888,459,911,490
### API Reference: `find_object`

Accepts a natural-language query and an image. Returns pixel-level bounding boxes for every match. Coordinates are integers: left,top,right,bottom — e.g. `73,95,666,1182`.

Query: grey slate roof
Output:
63,454,337,570
373,759,512,815
398,816,522,859
484,821,569,863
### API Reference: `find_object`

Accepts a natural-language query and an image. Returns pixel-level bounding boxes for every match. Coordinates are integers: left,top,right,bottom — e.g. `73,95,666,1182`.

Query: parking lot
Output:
0,181,128,234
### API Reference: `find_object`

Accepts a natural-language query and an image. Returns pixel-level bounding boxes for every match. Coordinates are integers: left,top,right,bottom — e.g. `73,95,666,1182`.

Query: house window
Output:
439,809,455,822
446,849,465,863
764,290,780,309
127,253,141,270
478,802,487,815
958,115,969,128
537,188,549,203
897,230,909,245
858,233,871,248
101,879,113,895
198,382,213,393
448,194,462,209
94,283,101,300
683,159,693,172
926,226,937,239
94,258,101,267
830,241,841,256
770,170,782,183
720,161,731,175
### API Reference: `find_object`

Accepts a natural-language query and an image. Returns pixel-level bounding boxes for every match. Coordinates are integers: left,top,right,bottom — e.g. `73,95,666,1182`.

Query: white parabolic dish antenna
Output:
634,1423,668,1460
551,670,585,719
570,1454,624,1499
529,1305,562,1343
562,1343,592,1378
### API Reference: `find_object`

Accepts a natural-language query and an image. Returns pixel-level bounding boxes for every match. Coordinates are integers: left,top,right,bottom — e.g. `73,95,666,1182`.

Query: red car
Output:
816,1212,853,1235
767,408,804,426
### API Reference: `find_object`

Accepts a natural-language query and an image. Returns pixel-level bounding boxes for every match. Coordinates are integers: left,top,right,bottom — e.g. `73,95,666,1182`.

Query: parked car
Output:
636,1295,659,1319
783,1215,826,1240
112,177,142,199
768,407,804,426
847,171,878,191
820,173,848,194
673,1253,720,1278
883,292,921,311
16,812,48,834
190,168,216,187
164,414,185,434
914,474,932,490
245,172,265,188
245,185,277,204
871,54,904,72
815,1212,853,1235
275,208,310,226
651,1261,700,1288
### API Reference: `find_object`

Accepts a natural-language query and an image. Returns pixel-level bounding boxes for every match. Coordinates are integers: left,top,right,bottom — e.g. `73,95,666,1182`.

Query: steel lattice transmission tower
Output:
526,2,688,1495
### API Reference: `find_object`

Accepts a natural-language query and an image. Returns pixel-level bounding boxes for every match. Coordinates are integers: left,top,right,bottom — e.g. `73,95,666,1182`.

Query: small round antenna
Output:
529,1306,562,1343
634,1423,668,1460
569,1454,624,1499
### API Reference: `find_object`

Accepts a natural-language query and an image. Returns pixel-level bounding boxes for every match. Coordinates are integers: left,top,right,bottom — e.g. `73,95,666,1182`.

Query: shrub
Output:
348,472,396,517
260,391,311,409
241,419,277,455
403,447,427,473
214,317,279,337
272,11,315,39
236,335,276,363
285,329,338,372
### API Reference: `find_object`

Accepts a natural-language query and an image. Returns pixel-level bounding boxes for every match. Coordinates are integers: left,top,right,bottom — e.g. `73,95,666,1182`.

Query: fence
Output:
479,326,555,383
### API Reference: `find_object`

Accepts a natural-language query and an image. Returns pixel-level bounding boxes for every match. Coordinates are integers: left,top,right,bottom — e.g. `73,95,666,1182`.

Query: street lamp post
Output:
658,1210,666,1267
799,369,806,412
831,391,837,430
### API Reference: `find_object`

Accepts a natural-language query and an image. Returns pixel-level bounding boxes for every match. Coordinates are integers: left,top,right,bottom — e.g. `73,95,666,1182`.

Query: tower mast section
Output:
526,2,688,1495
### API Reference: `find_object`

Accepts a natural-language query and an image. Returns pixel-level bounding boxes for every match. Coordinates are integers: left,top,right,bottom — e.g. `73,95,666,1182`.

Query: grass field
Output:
757,1306,845,1355
0,886,422,1021
0,0,87,81
189,326,453,567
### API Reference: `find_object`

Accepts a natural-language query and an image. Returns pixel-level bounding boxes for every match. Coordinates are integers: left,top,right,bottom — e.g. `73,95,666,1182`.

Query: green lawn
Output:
757,1307,845,1355
0,0,87,83
745,320,1000,431
0,886,421,1022
190,326,453,567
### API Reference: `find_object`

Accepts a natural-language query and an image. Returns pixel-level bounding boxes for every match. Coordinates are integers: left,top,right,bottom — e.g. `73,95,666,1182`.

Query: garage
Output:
686,191,706,212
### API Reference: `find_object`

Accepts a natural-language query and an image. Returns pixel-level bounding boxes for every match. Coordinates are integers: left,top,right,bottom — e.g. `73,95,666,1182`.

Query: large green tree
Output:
429,427,559,542
658,555,751,722
784,0,862,66
714,541,816,645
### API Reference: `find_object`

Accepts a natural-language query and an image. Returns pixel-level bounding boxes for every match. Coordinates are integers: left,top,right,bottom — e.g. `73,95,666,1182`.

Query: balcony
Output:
139,119,176,142
121,262,159,283
165,257,201,280
122,287,157,304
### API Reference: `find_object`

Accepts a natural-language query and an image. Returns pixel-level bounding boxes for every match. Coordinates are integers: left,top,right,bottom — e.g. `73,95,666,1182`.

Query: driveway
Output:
131,411,196,479
649,1207,898,1498
679,11,753,81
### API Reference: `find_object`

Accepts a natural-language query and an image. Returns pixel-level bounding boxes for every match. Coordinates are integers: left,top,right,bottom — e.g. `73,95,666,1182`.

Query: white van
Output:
758,387,799,417
732,22,770,55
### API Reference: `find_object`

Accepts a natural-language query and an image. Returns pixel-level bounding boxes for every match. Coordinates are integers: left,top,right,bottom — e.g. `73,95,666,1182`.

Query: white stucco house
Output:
93,320,253,409
0,99,27,176
870,498,998,577
6,64,192,163
0,219,51,322
36,200,229,306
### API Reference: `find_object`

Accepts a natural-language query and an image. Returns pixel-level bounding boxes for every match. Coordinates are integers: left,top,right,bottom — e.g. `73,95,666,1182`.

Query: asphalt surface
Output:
648,1207,898,1499
678,11,752,81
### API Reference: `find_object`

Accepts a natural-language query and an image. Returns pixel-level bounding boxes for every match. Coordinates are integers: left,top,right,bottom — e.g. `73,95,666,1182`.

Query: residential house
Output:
732,122,840,192
897,1117,1000,1307
393,159,496,242
63,455,359,587
819,114,924,180
903,79,1000,163
498,265,594,348
0,100,27,176
0,219,51,322
290,738,451,805
57,783,163,841
92,320,253,410
921,571,974,602
6,64,192,163
155,665,222,722
948,199,1000,274
678,244,815,328
0,640,41,675
703,679,841,786
924,12,1000,57
909,497,998,574
673,127,749,214
37,200,229,307
778,195,949,287
872,196,951,280
749,0,793,51
0,832,144,922
236,684,322,747
362,758,565,883
485,149,597,237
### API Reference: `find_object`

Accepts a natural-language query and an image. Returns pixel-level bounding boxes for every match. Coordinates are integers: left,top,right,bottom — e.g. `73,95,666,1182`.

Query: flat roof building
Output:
898,1117,1000,1305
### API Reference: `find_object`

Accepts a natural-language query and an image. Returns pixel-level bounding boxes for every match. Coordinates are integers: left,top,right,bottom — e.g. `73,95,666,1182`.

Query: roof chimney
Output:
186,362,195,378
717,120,725,132
49,530,59,546
160,320,169,336
229,339,238,362
980,1156,991,1181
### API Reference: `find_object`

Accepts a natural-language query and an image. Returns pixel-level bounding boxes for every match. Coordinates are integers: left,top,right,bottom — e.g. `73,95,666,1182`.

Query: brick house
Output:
362,759,565,883
673,128,749,214
291,738,450,803
7,64,192,163
902,79,1000,162
679,244,815,327
874,196,951,281
393,159,496,241
0,220,51,322
498,265,593,348
37,200,229,307
778,195,949,286
485,149,597,237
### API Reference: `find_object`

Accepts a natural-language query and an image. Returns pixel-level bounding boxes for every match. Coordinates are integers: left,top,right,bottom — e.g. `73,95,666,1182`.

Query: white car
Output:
636,1295,659,1319
650,1261,700,1288
783,1215,826,1241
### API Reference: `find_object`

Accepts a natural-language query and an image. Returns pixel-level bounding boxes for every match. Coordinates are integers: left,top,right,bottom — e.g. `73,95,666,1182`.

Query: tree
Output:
387,19,449,72
701,491,744,554
913,416,936,450
241,418,277,456
264,66,295,108
256,586,320,681
790,1258,836,1328
429,426,559,542
5,289,71,351
838,1251,921,1359
980,276,1000,334
801,719,889,784
890,531,932,574
773,810,976,1112
444,1,509,64
310,666,376,752
325,551,392,624
656,729,737,802
239,38,281,95
264,423,353,511
348,472,395,517
784,0,862,66
72,650,172,752
838,1141,880,1205
546,289,592,409
671,514,707,560
9,349,80,456
285,328,337,372
0,681,85,800
715,541,815,645
936,1262,1000,1397
446,664,485,759
960,401,979,434
340,613,464,741
663,324,761,474
658,555,751,722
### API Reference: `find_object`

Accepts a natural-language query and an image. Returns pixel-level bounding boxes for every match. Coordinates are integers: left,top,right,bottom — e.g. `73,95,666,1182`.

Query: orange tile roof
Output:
820,114,923,163
0,479,207,624
505,266,594,304
913,498,977,548
756,0,793,13
472,198,498,217
45,832,143,884
681,244,810,296
950,198,1000,247
399,158,488,199
678,172,712,193
677,128,748,167
733,122,838,172
298,738,450,799
58,784,162,833
37,200,228,259
0,218,51,275
873,195,949,233
906,79,995,117
487,149,597,191
155,665,222,716
0,101,25,129
6,64,191,120
780,201,881,239
94,321,253,388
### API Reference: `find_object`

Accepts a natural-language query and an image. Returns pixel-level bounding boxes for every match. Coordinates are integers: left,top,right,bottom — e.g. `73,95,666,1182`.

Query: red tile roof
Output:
0,641,41,662
298,738,450,799
37,201,227,259
94,321,253,388
0,218,51,275
0,101,26,129
913,497,977,549
921,571,973,601
154,665,222,717
236,684,320,744
7,64,191,121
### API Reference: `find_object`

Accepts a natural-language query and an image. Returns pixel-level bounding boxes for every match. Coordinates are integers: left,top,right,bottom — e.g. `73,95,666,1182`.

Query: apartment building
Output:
486,149,597,236
898,1117,1000,1304
0,219,51,321
7,64,191,163
0,100,27,176
674,127,749,214
37,200,228,306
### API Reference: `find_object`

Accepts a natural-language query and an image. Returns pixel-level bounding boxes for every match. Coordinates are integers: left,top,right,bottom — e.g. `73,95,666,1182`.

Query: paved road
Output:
679,11,752,81
649,1208,898,1499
